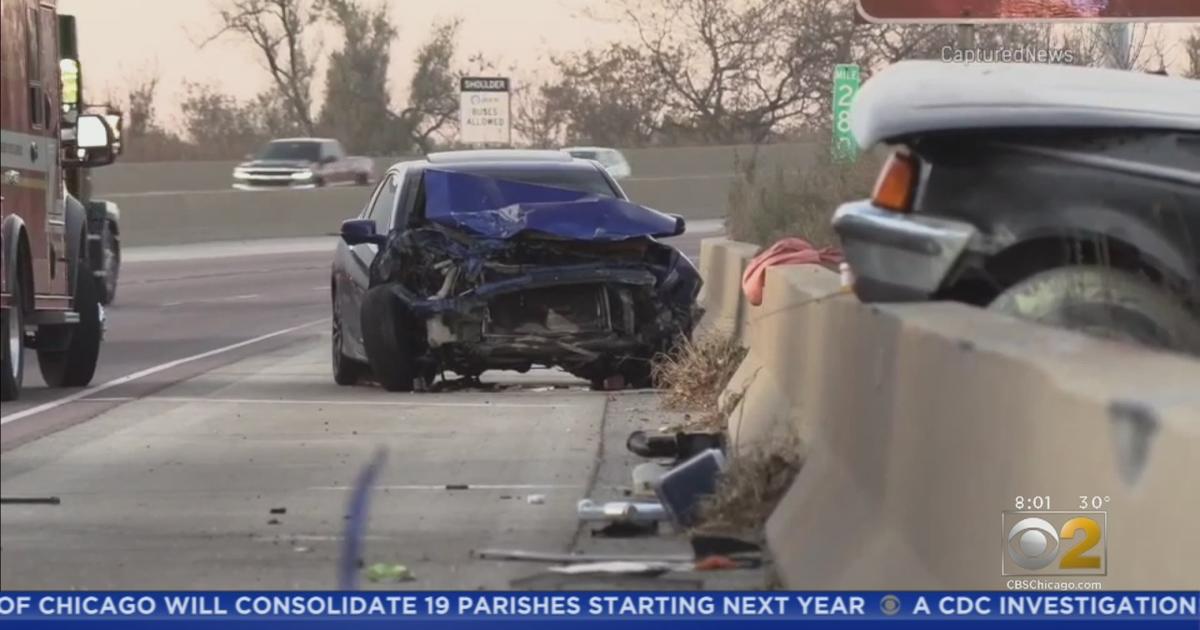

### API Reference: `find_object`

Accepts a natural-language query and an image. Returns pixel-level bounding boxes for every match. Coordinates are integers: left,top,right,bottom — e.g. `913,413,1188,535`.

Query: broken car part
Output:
654,449,727,530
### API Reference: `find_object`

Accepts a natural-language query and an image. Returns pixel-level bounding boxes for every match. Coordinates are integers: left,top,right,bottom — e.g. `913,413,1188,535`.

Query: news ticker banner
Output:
0,592,1198,627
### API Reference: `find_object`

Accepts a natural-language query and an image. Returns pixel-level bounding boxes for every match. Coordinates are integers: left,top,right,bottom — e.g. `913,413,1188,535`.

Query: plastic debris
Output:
654,448,726,530
576,499,667,524
548,561,687,576
365,563,415,583
527,494,546,505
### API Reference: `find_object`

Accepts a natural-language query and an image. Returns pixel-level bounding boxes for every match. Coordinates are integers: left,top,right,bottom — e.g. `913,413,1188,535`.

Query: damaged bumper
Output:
832,199,978,302
387,263,684,372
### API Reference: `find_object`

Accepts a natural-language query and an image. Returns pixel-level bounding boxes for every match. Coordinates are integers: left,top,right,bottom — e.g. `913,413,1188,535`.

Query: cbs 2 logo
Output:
1006,515,1103,572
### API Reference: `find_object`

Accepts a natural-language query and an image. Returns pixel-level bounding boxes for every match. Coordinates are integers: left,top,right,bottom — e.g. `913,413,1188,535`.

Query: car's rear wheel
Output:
989,266,1200,355
361,284,420,392
332,290,368,386
38,253,103,388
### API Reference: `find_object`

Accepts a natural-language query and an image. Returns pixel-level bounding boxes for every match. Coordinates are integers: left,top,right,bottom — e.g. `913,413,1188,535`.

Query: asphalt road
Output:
0,227,718,589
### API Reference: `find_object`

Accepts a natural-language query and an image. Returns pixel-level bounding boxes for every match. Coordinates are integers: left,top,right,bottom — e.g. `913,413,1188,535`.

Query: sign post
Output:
832,64,861,163
459,77,512,147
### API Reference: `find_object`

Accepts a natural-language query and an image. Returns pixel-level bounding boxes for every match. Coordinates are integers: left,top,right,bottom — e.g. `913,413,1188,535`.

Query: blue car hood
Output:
422,169,679,241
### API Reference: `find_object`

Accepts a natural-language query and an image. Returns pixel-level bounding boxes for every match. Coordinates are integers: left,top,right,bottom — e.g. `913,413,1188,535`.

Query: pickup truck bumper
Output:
832,199,979,302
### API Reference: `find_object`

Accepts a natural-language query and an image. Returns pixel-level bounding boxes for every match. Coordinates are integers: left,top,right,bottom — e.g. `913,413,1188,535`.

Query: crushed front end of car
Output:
366,170,701,388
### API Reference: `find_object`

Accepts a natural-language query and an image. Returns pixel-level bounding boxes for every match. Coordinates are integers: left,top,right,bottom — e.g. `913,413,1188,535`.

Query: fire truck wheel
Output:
1,262,26,402
38,255,102,388
97,224,120,305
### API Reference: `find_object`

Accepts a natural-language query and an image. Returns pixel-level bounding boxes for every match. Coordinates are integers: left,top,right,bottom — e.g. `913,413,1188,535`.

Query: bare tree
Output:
511,79,569,148
206,0,322,135
125,74,161,139
320,0,397,153
1185,27,1200,79
548,44,668,146
398,19,461,153
180,82,264,157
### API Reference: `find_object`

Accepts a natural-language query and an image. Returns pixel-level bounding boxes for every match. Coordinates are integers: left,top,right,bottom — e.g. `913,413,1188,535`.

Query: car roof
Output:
426,149,573,164
269,137,334,143
561,146,621,153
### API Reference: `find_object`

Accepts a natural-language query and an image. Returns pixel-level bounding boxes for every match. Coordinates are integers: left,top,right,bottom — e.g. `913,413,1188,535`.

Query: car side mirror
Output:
341,218,387,246
63,114,116,167
671,214,686,237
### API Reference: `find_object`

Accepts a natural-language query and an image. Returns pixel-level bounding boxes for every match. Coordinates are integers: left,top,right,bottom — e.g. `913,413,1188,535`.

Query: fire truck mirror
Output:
67,114,116,167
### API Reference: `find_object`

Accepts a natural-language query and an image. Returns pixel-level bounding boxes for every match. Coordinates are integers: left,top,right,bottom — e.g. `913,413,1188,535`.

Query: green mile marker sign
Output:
832,64,861,163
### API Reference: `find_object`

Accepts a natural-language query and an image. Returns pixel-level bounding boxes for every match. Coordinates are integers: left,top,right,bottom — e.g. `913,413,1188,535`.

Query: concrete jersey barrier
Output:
696,238,1200,590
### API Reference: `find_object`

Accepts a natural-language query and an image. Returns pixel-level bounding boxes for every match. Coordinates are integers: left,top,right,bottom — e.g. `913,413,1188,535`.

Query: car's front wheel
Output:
989,266,1200,355
361,284,421,392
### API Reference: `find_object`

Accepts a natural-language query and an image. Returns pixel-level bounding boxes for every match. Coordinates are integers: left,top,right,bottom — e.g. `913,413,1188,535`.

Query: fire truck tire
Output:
97,224,120,305
1,254,27,402
38,254,102,388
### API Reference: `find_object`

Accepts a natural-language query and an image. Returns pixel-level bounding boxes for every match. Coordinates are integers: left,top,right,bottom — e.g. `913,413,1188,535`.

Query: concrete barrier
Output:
93,142,821,247
695,237,760,344
696,238,1200,589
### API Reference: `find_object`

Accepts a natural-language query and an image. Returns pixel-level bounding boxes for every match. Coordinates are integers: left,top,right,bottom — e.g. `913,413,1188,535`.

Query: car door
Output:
340,170,403,350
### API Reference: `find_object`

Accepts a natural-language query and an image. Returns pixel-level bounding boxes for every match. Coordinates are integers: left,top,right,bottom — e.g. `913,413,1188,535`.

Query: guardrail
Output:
697,237,1200,590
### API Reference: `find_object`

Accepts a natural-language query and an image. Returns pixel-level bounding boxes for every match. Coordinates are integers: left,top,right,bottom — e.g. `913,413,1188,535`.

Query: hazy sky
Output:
59,0,624,128
59,1,1195,132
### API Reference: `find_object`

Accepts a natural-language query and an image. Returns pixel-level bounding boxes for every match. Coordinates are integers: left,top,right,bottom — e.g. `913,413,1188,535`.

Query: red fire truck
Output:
2,0,118,401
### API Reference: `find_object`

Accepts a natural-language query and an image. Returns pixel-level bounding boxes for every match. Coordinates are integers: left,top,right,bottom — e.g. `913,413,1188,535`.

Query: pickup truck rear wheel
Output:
38,255,103,388
989,266,1200,355
361,284,420,392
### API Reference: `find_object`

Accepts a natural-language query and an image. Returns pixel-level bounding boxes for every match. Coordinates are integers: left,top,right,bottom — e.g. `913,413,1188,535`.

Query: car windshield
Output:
463,167,618,198
255,141,320,161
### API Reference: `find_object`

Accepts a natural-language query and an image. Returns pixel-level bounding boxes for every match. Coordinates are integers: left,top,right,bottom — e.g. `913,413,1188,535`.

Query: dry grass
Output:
726,139,882,247
652,333,747,412
695,435,804,535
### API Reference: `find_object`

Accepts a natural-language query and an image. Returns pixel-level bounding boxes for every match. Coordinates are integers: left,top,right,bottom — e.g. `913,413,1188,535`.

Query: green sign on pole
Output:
832,64,861,163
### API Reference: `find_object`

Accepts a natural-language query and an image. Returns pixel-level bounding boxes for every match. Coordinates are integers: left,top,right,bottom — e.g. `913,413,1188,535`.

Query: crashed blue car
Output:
330,150,701,391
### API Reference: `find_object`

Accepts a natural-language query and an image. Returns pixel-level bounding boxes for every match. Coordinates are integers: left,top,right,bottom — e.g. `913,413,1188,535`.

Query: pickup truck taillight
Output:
872,150,919,214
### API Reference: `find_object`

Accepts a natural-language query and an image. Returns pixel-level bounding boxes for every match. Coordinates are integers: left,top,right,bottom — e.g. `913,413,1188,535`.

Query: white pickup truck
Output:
232,138,374,190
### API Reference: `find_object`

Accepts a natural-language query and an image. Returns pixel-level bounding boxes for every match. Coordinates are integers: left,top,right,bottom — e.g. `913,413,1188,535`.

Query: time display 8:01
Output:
1014,496,1051,510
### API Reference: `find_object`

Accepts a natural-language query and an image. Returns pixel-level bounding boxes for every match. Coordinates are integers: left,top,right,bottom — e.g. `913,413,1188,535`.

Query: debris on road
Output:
0,497,62,505
526,494,546,505
266,518,281,526
627,430,726,461
471,549,692,564
547,561,686,576
576,499,667,524
655,449,727,530
632,462,671,497
269,507,287,515
364,562,415,583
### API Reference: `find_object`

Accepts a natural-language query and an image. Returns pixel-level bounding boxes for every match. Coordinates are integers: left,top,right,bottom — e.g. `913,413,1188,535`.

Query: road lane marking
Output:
0,319,326,425
81,396,563,409
161,294,260,308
